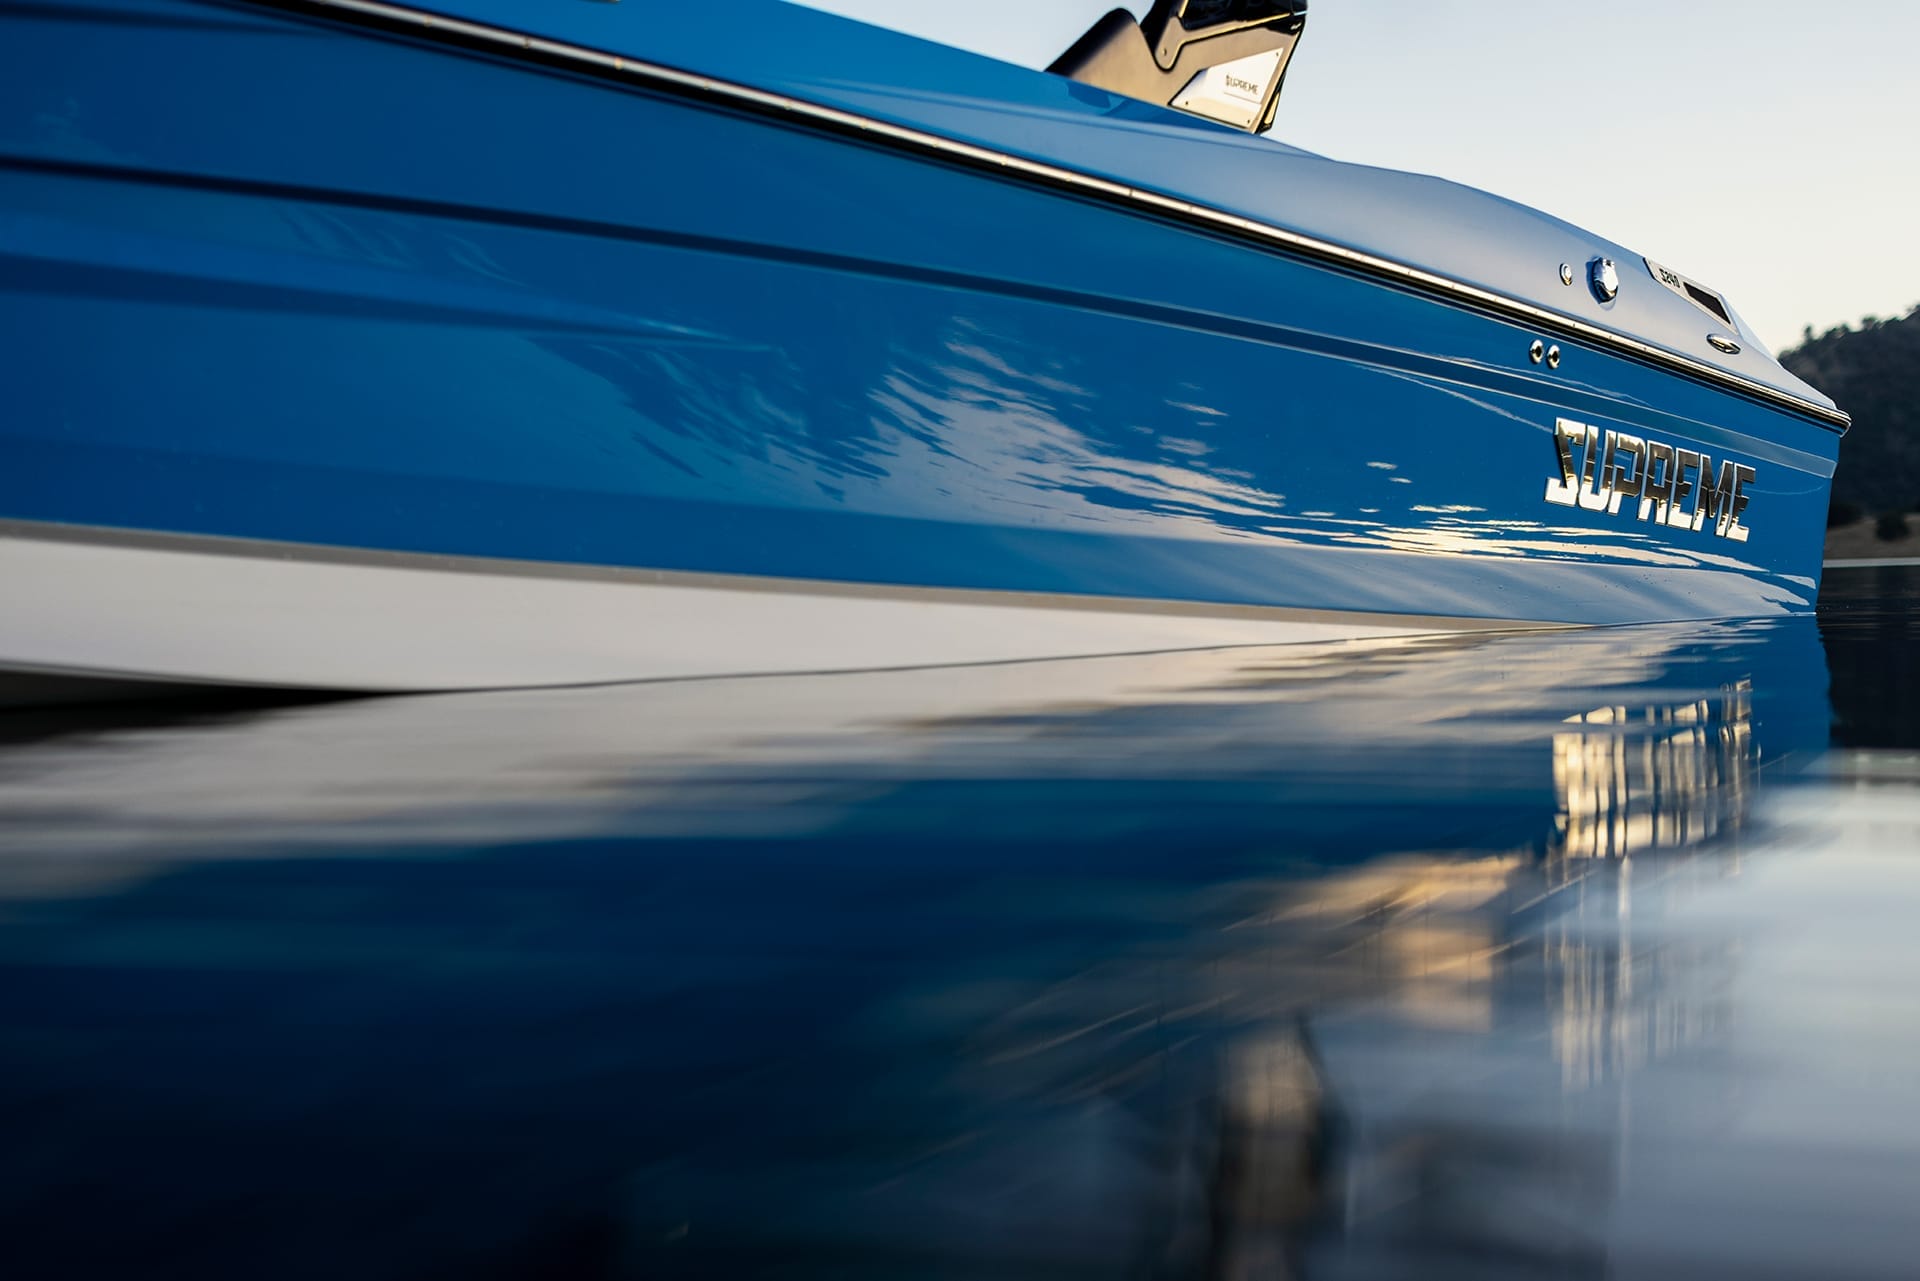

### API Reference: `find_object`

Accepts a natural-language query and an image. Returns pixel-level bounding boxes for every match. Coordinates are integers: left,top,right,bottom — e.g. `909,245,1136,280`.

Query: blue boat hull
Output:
0,0,1842,696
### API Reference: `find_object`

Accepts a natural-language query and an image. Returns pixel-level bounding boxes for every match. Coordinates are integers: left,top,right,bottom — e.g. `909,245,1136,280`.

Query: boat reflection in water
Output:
5,613,1913,1280
1553,679,1756,859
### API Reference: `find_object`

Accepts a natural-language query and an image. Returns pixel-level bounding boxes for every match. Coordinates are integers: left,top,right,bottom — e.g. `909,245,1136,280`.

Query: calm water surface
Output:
3,567,1919,1280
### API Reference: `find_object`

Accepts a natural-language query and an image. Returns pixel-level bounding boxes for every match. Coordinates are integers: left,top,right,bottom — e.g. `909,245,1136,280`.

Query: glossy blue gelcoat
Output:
0,0,1841,624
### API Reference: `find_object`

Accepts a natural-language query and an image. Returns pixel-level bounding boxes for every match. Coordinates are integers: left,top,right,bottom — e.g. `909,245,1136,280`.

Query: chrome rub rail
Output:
272,0,1849,433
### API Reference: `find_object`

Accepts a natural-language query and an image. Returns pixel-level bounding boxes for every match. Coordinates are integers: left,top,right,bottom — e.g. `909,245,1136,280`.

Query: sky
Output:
789,1,1920,354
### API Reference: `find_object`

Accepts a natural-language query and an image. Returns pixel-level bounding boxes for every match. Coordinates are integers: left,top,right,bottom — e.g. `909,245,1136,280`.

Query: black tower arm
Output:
1048,0,1309,135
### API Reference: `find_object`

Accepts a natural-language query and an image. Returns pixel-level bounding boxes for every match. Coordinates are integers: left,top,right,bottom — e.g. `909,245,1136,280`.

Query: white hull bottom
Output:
0,524,1545,705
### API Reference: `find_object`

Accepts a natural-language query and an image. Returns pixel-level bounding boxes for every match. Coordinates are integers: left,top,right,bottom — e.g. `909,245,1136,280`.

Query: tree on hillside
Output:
1781,303,1920,515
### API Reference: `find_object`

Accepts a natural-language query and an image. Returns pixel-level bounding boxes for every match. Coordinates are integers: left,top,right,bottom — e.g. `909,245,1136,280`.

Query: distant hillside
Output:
1779,304,1920,518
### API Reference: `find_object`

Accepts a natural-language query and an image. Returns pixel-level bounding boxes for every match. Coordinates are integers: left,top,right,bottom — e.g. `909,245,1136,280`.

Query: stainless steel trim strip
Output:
278,0,1848,433
0,519,1553,633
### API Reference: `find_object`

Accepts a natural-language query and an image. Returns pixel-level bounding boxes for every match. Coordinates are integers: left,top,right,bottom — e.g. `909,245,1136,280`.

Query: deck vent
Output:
1644,257,1739,334
1683,282,1733,327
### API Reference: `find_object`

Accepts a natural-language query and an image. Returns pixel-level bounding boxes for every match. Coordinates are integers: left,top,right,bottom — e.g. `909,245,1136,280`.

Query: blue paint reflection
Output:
4,150,1821,619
